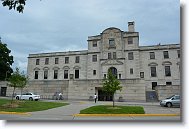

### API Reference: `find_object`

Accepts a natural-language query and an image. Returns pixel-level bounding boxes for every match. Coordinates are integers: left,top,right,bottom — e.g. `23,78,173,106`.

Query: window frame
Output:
36,59,40,65
44,70,48,79
163,51,169,59
165,66,171,77
34,71,39,79
75,69,79,79
128,37,133,44
54,70,58,79
128,52,134,60
92,55,97,62
75,56,80,63
150,67,157,77
55,58,59,64
150,52,155,59
65,57,69,64
45,58,49,65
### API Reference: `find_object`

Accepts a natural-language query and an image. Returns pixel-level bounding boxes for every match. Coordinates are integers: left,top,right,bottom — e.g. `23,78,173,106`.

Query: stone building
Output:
0,22,180,101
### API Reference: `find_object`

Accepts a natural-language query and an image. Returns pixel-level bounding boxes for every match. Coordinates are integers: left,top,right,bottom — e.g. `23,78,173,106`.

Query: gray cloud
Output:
0,0,180,73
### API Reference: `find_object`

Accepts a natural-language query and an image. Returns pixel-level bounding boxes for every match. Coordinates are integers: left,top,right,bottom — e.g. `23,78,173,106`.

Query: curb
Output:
0,111,31,116
74,114,180,117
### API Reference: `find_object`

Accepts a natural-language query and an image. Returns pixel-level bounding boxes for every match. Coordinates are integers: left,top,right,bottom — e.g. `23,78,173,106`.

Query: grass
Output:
0,98,68,112
80,105,145,114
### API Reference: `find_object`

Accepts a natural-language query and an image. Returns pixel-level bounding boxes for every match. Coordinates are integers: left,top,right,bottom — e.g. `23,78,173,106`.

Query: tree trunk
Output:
11,87,15,104
113,93,115,107
20,88,23,100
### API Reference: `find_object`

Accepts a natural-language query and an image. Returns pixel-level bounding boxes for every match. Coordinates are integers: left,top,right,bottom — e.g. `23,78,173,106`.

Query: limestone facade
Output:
0,22,180,101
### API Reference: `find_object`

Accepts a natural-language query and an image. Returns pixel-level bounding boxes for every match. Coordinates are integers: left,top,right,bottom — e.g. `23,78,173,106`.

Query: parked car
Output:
15,92,40,101
160,95,180,107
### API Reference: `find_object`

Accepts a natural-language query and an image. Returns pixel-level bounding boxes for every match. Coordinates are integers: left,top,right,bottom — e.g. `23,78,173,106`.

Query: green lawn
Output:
0,99,68,112
80,105,145,114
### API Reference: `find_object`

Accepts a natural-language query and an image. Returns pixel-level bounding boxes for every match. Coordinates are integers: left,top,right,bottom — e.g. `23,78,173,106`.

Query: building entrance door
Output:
98,89,112,101
0,87,7,96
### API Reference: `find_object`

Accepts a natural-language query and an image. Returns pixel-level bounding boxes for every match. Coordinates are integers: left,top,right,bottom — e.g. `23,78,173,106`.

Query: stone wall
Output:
155,85,180,100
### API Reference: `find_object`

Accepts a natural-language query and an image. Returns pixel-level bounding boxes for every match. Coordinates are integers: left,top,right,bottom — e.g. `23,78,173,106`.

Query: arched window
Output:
108,67,117,78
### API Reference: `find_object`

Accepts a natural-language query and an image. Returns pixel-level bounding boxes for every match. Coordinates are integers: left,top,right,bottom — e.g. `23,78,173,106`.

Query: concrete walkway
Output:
0,99,181,121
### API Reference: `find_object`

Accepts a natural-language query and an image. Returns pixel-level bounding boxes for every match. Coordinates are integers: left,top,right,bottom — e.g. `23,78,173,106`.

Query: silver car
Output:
160,95,180,107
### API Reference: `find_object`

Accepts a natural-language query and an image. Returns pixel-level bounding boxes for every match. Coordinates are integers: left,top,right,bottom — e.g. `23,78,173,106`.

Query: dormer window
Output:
109,39,115,48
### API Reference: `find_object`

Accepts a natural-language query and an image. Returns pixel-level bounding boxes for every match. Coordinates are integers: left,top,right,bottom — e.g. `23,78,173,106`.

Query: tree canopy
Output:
102,69,122,107
0,39,14,81
8,67,28,102
2,0,26,13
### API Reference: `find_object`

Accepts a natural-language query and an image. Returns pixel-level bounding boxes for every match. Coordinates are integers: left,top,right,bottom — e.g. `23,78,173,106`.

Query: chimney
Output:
128,21,135,32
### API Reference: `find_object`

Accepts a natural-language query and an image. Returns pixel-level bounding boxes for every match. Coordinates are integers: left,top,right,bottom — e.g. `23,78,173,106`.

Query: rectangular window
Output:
166,82,172,85
92,55,97,62
109,39,115,48
44,70,48,79
93,70,96,75
140,72,144,78
54,70,58,79
34,71,38,79
45,58,49,65
55,58,59,64
128,37,133,44
177,50,180,58
113,52,116,59
163,51,169,59
75,56,80,63
75,70,79,79
165,66,171,76
130,68,133,74
108,53,111,59
93,41,97,47
119,74,121,79
128,52,134,60
36,59,40,65
152,82,157,90
150,52,155,59
104,74,106,79
151,67,157,77
65,57,69,64
64,70,68,79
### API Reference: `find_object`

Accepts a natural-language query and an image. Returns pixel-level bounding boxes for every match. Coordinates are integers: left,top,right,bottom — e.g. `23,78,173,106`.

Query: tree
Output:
1,0,26,13
8,68,27,103
102,69,122,107
0,39,14,81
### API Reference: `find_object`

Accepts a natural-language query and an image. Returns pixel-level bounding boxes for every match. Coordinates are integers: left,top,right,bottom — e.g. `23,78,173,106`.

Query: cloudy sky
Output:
0,0,180,73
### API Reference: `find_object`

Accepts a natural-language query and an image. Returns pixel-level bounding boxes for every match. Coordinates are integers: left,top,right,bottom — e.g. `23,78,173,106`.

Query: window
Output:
75,70,79,79
119,74,121,79
44,70,48,79
130,68,133,74
108,53,111,59
34,71,38,79
128,37,133,44
165,66,171,76
140,72,144,78
151,67,157,77
75,56,80,63
150,52,155,59
177,50,180,58
45,58,49,65
104,74,106,79
55,58,59,64
113,52,116,59
93,70,96,75
54,70,58,79
109,39,115,48
64,70,68,79
93,41,97,47
36,59,40,65
166,82,172,85
128,52,134,60
163,51,169,59
152,82,157,90
65,57,69,64
92,55,97,62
